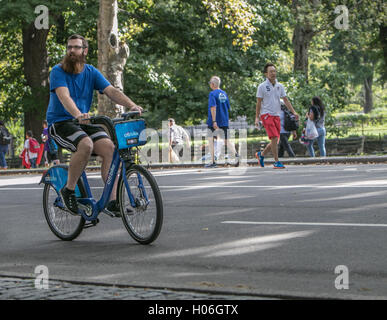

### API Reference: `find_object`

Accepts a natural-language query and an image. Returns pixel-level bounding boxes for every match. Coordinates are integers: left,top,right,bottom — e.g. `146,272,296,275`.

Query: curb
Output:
0,155,386,175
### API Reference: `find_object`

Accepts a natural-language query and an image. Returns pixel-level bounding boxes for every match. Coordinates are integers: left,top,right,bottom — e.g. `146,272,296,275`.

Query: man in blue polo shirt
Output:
47,34,142,215
206,76,238,168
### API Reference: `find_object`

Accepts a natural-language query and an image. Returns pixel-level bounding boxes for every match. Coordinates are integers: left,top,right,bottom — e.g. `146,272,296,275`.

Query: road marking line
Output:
222,221,387,228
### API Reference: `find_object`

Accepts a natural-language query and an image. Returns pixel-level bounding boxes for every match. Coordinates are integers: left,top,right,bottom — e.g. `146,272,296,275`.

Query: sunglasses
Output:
67,45,85,50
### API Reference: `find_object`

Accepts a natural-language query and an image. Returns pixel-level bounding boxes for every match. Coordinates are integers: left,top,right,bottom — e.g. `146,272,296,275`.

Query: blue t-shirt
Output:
46,64,111,126
207,89,230,127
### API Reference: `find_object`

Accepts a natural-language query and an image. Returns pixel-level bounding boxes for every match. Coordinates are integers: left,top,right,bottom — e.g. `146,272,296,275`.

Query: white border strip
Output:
158,184,387,189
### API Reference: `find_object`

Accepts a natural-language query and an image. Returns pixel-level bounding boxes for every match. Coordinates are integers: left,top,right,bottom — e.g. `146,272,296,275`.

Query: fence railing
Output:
184,115,387,139
3,115,386,168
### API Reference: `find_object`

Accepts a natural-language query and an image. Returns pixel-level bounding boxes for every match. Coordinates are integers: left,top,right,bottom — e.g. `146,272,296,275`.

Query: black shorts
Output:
208,126,229,140
47,151,58,162
49,120,110,152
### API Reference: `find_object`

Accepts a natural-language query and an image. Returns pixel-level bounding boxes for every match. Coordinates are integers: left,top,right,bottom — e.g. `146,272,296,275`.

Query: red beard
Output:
61,52,86,74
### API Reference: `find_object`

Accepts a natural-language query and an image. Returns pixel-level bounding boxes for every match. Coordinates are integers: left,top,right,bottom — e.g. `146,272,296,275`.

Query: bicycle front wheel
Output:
118,164,163,244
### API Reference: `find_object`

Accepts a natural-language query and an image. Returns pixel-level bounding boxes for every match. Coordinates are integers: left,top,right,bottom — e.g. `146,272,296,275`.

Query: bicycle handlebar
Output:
73,110,146,125
72,111,146,149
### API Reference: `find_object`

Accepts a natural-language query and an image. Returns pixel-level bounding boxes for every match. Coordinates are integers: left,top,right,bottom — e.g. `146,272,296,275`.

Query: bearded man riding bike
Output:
46,34,142,214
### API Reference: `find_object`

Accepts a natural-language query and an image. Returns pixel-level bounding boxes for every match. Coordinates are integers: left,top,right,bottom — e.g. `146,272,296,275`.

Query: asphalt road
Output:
0,163,387,299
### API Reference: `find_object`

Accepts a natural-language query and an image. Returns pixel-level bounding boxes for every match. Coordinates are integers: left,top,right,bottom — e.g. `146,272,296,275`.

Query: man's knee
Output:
77,137,94,155
94,138,115,157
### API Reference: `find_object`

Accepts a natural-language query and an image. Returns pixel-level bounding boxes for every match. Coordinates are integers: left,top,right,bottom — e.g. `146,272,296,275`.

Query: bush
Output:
6,118,24,155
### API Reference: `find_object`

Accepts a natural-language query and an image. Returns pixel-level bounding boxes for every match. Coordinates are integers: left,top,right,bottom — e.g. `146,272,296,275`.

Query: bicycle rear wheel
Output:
118,164,163,244
42,166,86,241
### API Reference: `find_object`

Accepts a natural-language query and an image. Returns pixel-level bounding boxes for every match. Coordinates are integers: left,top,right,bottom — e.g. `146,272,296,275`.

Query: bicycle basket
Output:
114,119,147,149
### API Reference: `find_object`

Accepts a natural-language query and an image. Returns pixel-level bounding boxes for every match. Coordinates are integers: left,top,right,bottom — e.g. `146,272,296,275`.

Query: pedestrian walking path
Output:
0,276,269,300
1,155,386,175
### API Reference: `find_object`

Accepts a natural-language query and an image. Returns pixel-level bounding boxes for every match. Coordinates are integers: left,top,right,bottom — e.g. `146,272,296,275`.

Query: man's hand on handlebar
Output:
129,104,143,115
76,113,90,124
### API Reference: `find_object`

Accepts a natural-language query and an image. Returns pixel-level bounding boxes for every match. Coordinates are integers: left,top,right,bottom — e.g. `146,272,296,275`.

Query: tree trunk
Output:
379,24,387,83
291,0,318,81
292,25,314,81
97,0,130,118
363,74,373,114
22,22,50,142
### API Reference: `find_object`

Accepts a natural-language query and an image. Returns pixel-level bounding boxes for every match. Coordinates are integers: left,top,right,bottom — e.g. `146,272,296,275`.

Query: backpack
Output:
48,138,58,153
282,105,299,131
0,127,11,145
29,138,40,153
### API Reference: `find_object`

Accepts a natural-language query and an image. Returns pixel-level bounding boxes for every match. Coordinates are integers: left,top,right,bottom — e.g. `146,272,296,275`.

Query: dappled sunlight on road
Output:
151,231,314,259
0,176,41,187
335,179,387,187
297,190,387,202
335,202,387,213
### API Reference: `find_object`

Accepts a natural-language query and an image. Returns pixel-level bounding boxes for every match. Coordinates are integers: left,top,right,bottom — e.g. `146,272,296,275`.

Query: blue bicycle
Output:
40,112,163,244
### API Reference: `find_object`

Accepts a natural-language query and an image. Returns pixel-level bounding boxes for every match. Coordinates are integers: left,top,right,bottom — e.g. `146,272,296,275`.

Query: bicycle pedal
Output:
84,218,99,228
61,207,80,216
102,209,120,218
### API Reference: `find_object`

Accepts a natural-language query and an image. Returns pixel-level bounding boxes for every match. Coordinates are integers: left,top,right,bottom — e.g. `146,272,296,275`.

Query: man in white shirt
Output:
168,118,191,162
255,63,298,169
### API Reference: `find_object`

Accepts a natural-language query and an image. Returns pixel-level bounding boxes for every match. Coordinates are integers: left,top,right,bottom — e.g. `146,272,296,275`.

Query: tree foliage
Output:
0,0,385,142
328,0,386,112
120,0,291,127
203,0,258,50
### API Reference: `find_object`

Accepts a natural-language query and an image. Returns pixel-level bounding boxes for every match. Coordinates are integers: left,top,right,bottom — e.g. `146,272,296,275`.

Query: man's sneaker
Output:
106,200,133,217
107,200,121,217
60,187,79,214
273,161,286,169
204,162,217,168
255,151,264,167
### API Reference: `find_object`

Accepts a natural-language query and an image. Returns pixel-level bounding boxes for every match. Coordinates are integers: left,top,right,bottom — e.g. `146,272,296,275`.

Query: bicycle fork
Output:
122,164,150,210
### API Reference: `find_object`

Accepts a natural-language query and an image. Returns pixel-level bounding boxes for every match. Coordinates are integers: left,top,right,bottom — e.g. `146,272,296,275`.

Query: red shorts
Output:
261,114,280,139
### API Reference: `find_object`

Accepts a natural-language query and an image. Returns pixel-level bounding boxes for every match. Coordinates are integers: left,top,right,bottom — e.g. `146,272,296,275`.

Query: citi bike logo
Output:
107,163,116,186
44,175,57,183
124,131,138,138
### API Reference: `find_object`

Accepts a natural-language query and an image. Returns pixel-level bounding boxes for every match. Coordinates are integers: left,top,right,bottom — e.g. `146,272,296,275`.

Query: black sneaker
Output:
60,187,79,214
107,200,133,217
107,200,121,217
